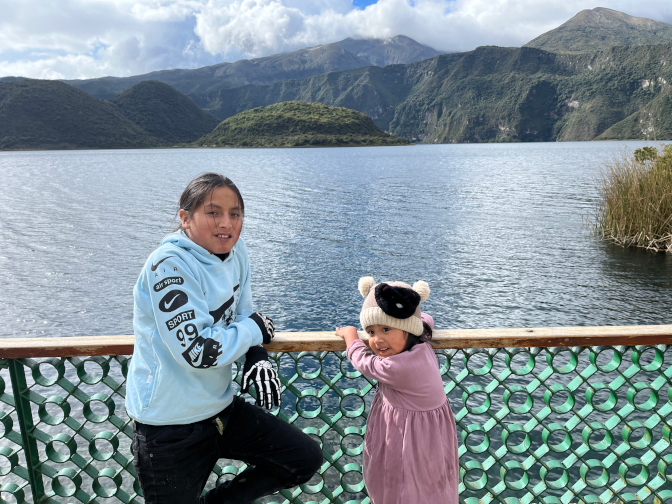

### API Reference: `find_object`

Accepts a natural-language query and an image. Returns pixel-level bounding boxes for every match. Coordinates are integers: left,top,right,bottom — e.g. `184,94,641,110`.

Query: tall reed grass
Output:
595,144,672,253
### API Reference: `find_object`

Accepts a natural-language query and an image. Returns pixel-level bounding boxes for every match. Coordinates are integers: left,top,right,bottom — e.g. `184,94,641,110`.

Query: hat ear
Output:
375,283,420,319
358,276,375,298
413,281,430,302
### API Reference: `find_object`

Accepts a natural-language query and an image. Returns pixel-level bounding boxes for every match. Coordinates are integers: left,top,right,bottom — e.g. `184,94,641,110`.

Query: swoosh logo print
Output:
159,290,189,312
182,337,221,369
151,256,173,271
190,343,204,367
209,284,240,323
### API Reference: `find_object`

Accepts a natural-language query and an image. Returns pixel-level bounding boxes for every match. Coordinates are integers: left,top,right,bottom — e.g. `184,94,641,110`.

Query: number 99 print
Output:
176,323,198,346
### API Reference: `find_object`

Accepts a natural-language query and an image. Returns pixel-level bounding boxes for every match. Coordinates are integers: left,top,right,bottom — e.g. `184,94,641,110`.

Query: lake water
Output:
1,141,672,339
3,142,672,503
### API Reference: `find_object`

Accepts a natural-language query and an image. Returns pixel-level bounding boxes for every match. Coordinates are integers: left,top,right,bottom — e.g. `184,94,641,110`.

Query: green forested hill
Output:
196,43,672,142
524,8,672,53
0,79,161,149
112,81,220,143
194,101,410,147
0,80,220,149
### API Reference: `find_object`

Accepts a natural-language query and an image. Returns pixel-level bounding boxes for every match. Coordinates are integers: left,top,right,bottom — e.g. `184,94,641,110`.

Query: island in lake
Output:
194,102,410,148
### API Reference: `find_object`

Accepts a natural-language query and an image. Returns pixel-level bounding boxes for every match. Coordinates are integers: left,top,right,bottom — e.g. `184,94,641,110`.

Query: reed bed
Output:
595,145,672,253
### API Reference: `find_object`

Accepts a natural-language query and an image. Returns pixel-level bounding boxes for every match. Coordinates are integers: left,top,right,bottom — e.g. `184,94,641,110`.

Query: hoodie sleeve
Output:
345,339,405,387
146,253,263,371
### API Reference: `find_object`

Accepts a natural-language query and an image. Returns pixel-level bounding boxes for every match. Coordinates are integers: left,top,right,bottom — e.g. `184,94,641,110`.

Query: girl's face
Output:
180,186,243,255
366,325,408,358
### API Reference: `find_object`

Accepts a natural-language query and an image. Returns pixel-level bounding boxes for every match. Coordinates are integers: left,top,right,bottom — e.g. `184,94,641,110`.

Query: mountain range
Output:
194,41,672,143
58,36,442,102
3,7,672,148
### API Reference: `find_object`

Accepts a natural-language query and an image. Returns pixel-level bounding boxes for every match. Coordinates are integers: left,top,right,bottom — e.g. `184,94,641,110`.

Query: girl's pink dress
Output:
346,339,459,504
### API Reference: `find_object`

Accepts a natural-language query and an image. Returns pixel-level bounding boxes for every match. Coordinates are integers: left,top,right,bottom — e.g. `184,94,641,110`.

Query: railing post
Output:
8,359,45,503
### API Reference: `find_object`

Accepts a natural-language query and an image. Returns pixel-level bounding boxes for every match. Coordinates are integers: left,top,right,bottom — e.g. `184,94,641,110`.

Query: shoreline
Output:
3,138,672,153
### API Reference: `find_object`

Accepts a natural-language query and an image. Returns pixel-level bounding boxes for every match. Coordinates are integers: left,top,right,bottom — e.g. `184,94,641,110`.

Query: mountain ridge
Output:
334,35,442,66
5,41,672,149
61,36,442,101
524,7,672,53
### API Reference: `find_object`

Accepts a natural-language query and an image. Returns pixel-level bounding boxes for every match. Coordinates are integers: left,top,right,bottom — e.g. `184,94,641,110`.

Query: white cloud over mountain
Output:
1,0,672,80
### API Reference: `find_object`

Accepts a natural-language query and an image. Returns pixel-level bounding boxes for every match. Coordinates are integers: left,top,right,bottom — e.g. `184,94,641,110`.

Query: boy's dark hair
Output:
404,321,433,352
174,173,244,231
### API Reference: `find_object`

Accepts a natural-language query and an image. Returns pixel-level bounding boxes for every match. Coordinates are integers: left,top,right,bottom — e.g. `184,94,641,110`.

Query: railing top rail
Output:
2,324,672,358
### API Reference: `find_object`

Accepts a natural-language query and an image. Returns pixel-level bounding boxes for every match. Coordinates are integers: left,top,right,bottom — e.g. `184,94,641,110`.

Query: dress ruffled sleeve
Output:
346,339,406,387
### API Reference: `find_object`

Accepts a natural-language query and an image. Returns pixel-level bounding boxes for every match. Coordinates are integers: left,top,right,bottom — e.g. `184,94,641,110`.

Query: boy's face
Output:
180,186,243,255
366,325,408,358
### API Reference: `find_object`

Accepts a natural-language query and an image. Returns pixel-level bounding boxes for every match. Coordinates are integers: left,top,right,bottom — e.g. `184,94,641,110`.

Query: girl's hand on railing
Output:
335,326,360,347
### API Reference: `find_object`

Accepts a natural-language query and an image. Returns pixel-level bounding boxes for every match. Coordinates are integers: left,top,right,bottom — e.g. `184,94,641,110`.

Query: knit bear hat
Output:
358,277,430,336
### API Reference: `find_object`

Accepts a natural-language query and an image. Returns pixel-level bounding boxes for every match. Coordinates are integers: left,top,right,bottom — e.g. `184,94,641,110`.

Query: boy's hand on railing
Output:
335,326,360,347
249,312,275,344
241,346,281,409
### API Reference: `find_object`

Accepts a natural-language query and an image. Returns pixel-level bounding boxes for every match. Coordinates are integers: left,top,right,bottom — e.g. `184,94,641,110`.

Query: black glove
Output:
241,346,282,409
249,312,275,344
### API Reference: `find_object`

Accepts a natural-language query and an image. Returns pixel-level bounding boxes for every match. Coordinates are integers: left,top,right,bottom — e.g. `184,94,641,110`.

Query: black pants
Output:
132,396,322,504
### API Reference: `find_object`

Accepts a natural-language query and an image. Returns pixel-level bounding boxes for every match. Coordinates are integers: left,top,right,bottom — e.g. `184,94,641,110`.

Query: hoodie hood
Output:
161,230,235,266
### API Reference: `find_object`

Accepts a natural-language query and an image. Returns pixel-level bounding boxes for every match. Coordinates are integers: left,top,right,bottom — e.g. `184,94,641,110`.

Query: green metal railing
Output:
1,326,672,503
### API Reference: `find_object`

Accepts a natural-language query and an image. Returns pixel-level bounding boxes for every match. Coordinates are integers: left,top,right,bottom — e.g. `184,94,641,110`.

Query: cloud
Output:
0,1,220,79
2,0,672,80
0,54,101,80
194,0,672,57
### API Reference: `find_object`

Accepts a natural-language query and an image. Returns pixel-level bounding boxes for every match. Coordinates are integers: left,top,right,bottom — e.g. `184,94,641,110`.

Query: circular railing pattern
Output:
0,344,670,503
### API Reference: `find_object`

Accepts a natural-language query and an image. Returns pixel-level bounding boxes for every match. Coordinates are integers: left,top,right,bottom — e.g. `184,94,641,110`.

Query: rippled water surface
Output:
1,142,672,338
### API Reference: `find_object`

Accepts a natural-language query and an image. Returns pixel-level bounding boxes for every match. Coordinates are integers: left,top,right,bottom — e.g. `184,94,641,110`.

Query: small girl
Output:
126,173,321,504
336,277,459,504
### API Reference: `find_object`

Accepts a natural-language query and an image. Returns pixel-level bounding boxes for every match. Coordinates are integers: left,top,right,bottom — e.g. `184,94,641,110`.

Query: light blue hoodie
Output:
125,231,263,425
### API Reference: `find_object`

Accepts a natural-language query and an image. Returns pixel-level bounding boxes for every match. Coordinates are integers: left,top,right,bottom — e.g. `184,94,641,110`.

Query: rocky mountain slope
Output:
524,7,672,53
61,36,442,101
334,35,442,66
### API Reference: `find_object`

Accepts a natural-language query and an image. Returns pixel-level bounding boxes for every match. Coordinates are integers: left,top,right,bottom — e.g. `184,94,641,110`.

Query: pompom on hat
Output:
358,276,430,336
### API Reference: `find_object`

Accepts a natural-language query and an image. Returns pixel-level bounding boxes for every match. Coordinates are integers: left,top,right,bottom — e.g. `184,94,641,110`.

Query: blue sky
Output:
353,0,379,7
1,0,671,80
